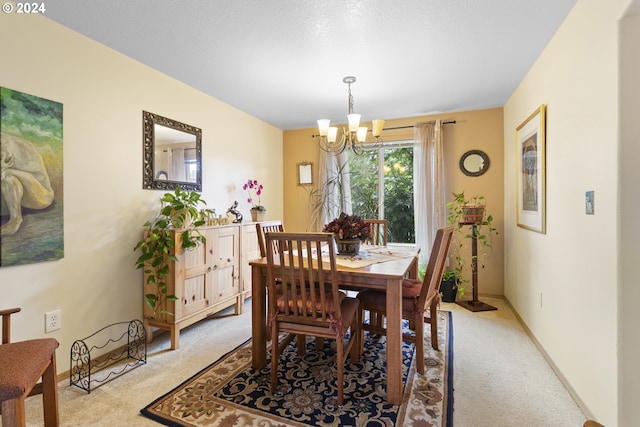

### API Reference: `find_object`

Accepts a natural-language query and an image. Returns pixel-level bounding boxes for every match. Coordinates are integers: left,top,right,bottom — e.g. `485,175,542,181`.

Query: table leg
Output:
385,277,403,405
251,264,267,369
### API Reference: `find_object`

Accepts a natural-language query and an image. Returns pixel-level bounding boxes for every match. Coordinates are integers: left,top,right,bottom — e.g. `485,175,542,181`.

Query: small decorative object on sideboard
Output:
227,200,243,223
243,178,266,221
323,212,371,255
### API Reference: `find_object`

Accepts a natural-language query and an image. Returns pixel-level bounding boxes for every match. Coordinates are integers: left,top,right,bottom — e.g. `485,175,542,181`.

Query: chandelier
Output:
316,76,385,154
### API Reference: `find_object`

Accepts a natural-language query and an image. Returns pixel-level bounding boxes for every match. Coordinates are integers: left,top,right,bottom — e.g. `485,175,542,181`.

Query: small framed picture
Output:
516,104,546,234
297,162,313,186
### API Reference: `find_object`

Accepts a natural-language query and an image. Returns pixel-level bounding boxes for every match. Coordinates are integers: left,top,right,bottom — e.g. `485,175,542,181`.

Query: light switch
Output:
585,191,594,215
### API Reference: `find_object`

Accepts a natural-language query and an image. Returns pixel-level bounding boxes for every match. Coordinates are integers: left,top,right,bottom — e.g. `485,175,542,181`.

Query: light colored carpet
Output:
448,297,587,427
14,297,587,426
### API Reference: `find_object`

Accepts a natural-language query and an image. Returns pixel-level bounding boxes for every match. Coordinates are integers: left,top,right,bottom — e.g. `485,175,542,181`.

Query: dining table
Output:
250,245,419,405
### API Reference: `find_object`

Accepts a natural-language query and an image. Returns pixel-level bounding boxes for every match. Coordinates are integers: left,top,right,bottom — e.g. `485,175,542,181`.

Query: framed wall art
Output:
0,87,64,266
297,162,313,186
516,104,546,234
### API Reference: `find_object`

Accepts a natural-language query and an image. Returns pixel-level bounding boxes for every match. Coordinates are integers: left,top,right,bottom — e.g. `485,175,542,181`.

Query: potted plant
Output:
322,212,371,255
134,186,214,318
445,191,498,298
243,178,266,222
440,269,466,303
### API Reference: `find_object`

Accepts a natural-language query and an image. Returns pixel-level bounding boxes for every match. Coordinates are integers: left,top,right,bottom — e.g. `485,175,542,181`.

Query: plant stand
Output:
456,223,497,312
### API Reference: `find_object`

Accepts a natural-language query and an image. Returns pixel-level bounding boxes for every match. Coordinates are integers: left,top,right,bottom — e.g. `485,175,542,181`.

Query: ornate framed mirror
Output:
143,111,202,191
459,149,490,177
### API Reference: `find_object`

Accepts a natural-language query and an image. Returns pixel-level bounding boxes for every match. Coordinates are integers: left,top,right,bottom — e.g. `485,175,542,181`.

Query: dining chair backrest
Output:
364,219,387,246
265,232,341,324
256,220,286,258
417,226,455,310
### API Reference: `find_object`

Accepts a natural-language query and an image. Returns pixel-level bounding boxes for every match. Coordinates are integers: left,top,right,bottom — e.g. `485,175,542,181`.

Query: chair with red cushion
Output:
357,226,454,374
0,307,60,427
265,232,361,405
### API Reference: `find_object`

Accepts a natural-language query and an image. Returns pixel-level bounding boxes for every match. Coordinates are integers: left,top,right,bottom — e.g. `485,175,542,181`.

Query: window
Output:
349,142,415,244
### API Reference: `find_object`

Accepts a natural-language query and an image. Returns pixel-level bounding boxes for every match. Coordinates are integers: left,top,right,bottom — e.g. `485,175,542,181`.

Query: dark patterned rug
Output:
141,311,453,426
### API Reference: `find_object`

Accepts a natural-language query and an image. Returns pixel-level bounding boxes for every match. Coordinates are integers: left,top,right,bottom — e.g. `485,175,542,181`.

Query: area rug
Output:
141,311,453,426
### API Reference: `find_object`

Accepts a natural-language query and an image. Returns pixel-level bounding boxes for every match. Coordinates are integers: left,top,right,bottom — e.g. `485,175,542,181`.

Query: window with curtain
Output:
349,141,415,244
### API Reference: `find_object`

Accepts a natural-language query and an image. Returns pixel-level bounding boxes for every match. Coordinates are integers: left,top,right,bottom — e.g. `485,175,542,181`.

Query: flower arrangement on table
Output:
243,179,265,211
322,212,371,242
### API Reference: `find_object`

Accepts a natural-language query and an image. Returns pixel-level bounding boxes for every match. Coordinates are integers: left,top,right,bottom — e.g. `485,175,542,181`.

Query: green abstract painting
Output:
0,87,64,267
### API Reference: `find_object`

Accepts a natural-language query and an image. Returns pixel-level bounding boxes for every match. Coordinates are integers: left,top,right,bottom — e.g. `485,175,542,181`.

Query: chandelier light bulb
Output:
347,114,361,133
372,120,385,137
317,119,330,136
357,127,368,143
327,127,338,143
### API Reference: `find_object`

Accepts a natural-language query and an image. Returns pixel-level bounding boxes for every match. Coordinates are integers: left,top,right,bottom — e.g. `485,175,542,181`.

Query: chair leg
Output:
359,306,367,355
270,324,280,392
429,302,439,351
42,352,59,427
296,335,306,356
2,397,26,427
415,313,425,375
350,305,361,363
336,340,344,405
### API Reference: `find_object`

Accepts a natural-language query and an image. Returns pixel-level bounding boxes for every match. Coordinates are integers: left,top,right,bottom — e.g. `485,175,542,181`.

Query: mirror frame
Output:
143,110,202,191
459,149,490,177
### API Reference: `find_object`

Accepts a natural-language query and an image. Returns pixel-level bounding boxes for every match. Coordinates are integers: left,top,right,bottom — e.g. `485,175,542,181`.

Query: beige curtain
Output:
414,120,446,264
315,149,352,230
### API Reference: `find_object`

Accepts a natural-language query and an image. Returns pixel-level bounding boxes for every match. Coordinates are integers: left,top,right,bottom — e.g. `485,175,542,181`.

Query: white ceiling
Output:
44,0,577,130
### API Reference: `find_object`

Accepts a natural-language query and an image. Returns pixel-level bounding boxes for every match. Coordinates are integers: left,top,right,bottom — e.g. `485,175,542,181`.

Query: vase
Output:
251,209,266,222
336,239,361,255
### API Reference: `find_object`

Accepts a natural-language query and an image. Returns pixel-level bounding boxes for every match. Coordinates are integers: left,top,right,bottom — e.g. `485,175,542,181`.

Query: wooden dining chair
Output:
357,225,454,374
364,219,387,246
265,232,361,405
0,308,60,427
257,220,310,349
256,220,286,258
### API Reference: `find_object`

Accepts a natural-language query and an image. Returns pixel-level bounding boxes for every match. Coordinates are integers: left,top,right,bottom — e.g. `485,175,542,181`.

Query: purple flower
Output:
244,179,264,210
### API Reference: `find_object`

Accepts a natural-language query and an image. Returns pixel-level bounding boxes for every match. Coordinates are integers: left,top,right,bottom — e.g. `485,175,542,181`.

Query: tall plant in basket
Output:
444,192,498,297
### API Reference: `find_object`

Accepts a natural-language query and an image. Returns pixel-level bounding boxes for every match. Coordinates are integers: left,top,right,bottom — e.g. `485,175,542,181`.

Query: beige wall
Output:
283,108,505,296
504,0,629,424
0,13,283,374
619,4,640,426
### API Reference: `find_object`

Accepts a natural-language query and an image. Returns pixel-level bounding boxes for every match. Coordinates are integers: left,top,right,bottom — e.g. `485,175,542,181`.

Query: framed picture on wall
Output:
297,162,313,186
0,87,64,266
516,104,546,234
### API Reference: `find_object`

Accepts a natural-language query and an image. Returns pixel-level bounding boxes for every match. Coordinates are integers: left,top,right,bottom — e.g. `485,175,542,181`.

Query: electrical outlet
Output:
45,309,61,333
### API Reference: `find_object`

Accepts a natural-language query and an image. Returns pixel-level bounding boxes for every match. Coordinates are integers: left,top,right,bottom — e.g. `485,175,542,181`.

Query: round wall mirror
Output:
459,150,490,177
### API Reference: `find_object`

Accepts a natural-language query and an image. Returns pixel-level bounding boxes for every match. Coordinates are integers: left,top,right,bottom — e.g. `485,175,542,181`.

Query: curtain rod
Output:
383,120,456,131
310,120,456,138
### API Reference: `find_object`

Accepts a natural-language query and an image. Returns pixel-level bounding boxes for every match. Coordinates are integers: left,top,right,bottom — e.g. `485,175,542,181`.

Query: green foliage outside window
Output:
349,145,415,244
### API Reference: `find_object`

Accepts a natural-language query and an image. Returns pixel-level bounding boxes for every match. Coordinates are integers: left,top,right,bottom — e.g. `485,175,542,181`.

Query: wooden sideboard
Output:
143,222,262,349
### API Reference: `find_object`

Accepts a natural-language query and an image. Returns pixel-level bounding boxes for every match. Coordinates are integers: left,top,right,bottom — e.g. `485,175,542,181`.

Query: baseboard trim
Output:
503,297,596,422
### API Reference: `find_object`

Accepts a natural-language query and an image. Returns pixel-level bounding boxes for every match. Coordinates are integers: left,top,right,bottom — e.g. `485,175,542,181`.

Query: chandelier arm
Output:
318,134,347,154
